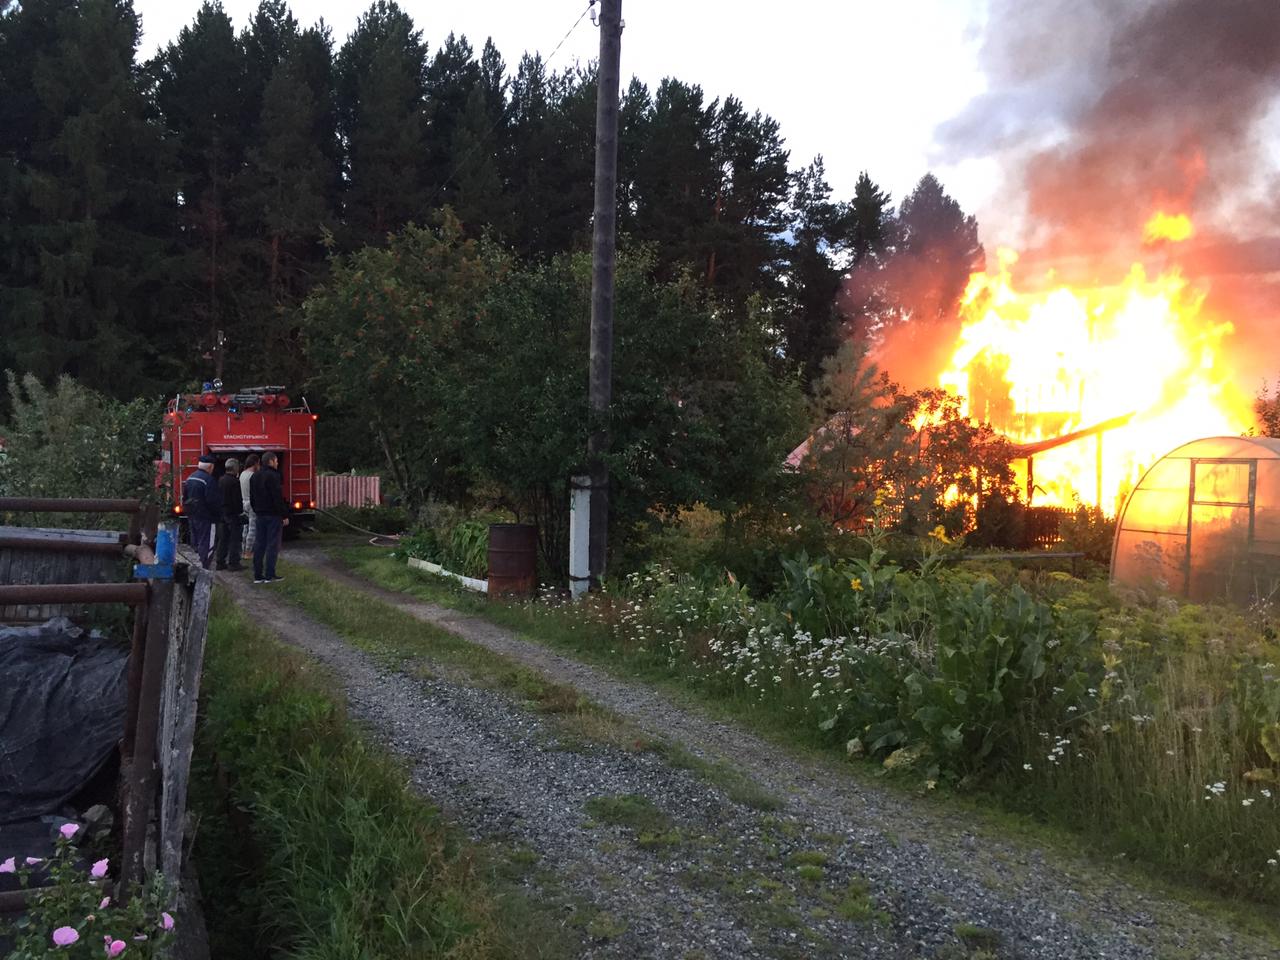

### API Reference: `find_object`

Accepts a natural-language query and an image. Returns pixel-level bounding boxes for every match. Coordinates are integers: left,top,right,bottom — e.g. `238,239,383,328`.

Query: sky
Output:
132,0,1006,238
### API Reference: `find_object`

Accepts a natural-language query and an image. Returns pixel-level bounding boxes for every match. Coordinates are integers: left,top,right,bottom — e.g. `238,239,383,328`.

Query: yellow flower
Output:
849,577,863,592
929,524,951,544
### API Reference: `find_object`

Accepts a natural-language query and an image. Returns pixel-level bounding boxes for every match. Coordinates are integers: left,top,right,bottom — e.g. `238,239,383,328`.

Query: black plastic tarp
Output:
0,618,128,824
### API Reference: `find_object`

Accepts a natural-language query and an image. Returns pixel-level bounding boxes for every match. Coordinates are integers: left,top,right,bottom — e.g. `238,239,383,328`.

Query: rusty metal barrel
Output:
486,523,537,598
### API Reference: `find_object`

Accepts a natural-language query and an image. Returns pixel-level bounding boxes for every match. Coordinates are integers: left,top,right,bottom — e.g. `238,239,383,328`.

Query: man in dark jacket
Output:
182,454,222,569
249,451,289,583
215,458,245,571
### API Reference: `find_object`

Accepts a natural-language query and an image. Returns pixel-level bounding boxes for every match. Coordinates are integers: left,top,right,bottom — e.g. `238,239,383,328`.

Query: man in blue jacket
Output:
182,454,222,569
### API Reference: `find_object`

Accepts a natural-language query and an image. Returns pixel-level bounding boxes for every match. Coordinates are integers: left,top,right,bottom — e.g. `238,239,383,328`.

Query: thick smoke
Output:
934,0,1280,385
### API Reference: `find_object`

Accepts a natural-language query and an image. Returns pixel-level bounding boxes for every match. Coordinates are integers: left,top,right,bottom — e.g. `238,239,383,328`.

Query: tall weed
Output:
194,598,513,958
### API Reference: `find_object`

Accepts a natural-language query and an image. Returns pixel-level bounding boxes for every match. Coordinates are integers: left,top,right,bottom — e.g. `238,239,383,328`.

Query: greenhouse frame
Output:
1111,436,1280,603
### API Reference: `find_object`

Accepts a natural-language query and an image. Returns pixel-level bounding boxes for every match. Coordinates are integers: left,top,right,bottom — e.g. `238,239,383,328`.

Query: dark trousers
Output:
216,516,244,568
253,515,283,580
190,517,214,569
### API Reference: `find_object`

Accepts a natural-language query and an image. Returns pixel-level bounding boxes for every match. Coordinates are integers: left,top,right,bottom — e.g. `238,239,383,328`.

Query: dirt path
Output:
218,551,1278,960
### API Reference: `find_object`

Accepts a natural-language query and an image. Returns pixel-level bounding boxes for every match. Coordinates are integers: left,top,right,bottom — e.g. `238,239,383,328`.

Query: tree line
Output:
1,0,984,489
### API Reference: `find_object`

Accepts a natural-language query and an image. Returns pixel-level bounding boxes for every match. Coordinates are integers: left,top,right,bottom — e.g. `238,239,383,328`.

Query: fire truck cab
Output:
161,384,317,534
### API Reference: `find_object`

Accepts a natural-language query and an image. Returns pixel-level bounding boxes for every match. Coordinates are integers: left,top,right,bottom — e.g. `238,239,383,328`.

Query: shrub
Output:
0,827,175,959
0,372,161,527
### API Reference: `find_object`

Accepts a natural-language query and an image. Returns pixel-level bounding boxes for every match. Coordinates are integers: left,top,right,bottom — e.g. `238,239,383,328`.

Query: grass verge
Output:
270,564,656,756
191,593,570,959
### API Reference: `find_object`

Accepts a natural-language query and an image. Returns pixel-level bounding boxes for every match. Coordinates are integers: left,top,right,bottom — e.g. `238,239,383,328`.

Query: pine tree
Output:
783,157,845,387
241,0,297,115
628,78,718,281
615,77,651,240
235,53,333,385
335,1,428,245
0,0,180,398
704,96,791,306
505,55,593,258
450,82,507,234
423,32,480,204
154,0,250,380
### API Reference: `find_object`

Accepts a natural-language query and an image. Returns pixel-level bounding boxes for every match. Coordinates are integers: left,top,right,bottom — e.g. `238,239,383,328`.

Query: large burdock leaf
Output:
1261,723,1280,765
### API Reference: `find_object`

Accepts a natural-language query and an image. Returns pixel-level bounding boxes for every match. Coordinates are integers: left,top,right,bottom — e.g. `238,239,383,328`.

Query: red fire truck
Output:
160,384,317,534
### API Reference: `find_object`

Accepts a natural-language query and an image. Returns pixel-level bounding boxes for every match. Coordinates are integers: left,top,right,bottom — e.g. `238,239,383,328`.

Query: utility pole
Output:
587,0,622,588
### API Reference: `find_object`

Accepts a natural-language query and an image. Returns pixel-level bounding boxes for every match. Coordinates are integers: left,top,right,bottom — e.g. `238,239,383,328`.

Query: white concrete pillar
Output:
569,475,591,599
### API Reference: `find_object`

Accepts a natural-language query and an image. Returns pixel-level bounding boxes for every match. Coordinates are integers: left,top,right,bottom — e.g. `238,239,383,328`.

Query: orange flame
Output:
1143,210,1195,245
937,217,1255,513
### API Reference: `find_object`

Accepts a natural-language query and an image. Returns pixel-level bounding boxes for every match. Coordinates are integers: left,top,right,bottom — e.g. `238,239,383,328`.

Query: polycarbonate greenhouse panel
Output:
1112,436,1280,604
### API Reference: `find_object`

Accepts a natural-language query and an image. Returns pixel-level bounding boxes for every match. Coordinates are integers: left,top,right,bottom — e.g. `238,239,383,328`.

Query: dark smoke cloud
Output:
936,0,1280,384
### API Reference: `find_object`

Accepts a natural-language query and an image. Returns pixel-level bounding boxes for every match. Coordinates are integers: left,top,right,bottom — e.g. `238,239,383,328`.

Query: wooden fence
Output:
317,473,381,508
0,498,212,956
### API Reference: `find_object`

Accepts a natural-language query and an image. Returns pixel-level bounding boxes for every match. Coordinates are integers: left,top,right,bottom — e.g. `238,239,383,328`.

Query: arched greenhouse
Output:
1111,436,1280,603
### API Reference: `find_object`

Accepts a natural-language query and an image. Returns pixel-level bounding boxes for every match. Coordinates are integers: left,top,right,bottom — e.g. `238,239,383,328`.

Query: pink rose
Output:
0,857,14,874
25,857,42,866
90,858,109,879
160,912,175,931
59,823,79,840
52,926,80,947
99,897,111,909
106,938,127,957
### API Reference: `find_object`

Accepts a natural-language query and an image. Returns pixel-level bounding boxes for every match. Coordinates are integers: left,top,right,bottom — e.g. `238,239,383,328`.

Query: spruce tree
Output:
847,171,892,266
892,172,984,324
336,1,428,245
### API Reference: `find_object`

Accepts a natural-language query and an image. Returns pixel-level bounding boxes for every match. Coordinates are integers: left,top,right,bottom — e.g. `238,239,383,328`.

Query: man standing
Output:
239,453,260,563
182,454,222,569
250,451,289,583
215,458,245,571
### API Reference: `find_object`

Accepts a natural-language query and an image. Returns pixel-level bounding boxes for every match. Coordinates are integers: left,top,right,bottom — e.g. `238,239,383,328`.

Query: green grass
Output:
953,923,1002,951
333,546,1280,945
831,877,889,924
192,594,572,959
584,794,674,834
654,740,783,811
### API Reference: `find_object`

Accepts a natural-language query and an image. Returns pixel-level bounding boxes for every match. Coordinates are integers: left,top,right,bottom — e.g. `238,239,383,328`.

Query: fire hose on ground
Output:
313,506,403,547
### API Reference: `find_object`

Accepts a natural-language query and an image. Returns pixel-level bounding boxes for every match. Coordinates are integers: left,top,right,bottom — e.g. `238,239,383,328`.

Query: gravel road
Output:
217,550,1279,960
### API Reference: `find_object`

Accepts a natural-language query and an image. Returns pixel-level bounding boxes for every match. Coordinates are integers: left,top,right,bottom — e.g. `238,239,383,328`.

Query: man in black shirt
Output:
215,458,245,571
249,451,289,583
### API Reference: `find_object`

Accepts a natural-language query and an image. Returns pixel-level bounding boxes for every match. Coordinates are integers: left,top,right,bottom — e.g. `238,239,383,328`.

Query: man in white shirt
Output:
239,453,260,562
